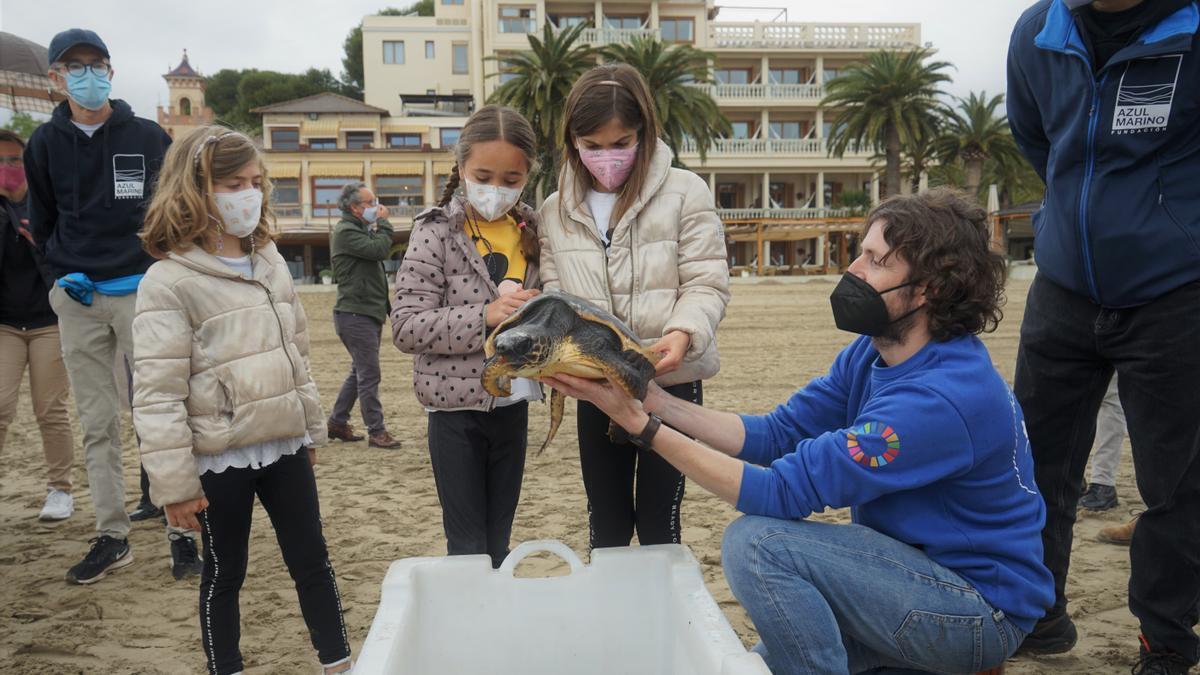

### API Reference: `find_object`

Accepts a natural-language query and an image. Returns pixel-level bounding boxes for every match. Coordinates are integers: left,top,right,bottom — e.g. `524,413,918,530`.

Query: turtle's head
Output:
493,326,552,370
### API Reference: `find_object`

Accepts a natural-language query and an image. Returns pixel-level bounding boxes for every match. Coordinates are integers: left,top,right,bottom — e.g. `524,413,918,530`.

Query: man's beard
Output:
873,295,922,347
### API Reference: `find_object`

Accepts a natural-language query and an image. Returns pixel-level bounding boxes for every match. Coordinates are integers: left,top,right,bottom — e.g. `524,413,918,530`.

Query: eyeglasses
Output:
57,61,111,77
0,156,21,166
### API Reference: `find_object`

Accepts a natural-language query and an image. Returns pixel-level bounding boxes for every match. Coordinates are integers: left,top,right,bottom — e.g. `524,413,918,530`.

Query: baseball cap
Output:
48,28,110,65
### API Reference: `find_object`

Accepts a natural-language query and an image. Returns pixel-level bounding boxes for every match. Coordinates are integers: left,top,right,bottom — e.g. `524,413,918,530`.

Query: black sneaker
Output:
1079,482,1119,511
66,536,133,584
169,533,202,580
1132,636,1193,675
1016,611,1078,655
128,500,163,522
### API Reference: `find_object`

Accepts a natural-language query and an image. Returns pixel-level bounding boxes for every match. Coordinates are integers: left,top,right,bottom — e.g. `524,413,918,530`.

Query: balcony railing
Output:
689,82,824,102
718,207,856,221
678,138,871,157
711,22,920,50
554,25,660,44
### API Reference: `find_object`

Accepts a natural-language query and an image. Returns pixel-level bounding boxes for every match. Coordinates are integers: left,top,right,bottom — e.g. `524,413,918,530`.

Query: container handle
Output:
498,540,585,576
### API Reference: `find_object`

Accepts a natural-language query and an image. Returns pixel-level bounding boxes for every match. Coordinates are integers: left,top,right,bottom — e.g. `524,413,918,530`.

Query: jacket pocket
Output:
893,609,983,673
1157,169,1200,257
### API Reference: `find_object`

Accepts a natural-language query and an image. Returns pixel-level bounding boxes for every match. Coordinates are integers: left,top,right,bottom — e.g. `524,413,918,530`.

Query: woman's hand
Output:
485,288,541,328
648,330,691,375
164,496,210,531
307,447,317,466
542,373,647,433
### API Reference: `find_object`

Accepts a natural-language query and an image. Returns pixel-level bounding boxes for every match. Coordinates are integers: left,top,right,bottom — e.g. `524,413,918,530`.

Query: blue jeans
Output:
722,516,1026,674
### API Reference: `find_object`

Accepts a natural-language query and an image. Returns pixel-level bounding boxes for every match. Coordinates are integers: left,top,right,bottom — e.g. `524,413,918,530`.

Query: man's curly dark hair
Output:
865,188,1007,342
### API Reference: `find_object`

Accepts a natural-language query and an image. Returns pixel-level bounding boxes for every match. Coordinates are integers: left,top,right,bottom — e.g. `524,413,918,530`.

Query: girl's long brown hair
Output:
142,125,275,259
438,104,540,262
560,64,660,230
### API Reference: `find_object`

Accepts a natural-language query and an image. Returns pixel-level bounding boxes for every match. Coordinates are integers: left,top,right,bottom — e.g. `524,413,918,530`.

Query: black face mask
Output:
829,272,918,337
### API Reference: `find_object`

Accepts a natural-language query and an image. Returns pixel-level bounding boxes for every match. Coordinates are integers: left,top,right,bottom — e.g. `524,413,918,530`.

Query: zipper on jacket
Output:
259,284,297,375
1065,44,1107,304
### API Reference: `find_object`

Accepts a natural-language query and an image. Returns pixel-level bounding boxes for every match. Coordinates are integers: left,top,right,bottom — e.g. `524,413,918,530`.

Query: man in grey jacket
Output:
327,182,401,448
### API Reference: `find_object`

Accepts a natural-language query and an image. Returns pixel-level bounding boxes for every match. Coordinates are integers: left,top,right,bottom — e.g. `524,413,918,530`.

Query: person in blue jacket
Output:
24,28,198,585
1007,1,1200,671
546,189,1055,675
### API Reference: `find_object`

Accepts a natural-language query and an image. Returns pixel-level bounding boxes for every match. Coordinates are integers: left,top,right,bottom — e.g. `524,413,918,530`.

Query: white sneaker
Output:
39,489,74,521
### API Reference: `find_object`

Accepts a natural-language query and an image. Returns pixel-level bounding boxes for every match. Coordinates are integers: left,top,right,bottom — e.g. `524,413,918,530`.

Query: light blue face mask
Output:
362,206,379,224
65,70,112,111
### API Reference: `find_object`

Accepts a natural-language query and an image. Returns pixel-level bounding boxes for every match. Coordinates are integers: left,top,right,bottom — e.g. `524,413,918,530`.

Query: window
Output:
553,15,588,29
716,184,740,209
769,122,801,139
729,122,751,139
387,133,422,149
604,16,644,29
179,97,192,116
426,88,436,95
270,128,299,151
823,68,840,82
272,178,300,206
660,18,694,43
436,173,452,197
384,41,405,65
499,59,519,84
452,43,469,74
309,137,337,150
425,41,435,59
822,122,833,138
499,6,536,34
715,69,751,85
440,128,461,147
442,0,463,4
345,132,374,150
313,177,358,218
769,68,803,85
374,176,424,209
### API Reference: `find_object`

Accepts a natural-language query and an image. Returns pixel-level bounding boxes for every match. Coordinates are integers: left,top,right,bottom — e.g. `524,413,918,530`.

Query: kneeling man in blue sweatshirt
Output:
546,188,1054,675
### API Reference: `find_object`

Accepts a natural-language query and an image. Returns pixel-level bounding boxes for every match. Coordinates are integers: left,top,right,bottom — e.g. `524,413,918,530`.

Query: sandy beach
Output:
0,278,1144,674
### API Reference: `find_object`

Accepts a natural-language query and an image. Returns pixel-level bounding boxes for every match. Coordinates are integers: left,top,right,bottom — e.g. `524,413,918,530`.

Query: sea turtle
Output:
482,291,661,453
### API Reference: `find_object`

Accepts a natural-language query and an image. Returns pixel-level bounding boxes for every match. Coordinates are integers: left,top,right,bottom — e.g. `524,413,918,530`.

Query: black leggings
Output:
197,450,349,675
428,401,528,568
577,380,703,549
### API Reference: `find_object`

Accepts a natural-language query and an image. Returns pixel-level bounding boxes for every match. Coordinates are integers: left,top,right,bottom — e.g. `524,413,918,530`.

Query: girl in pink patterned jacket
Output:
391,105,542,568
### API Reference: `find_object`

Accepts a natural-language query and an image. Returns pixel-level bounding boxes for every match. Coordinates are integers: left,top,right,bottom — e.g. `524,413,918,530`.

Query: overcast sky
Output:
1,0,1034,122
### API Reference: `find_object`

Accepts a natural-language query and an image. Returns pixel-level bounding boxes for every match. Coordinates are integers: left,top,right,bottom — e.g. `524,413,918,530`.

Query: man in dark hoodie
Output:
1007,1,1200,673
24,29,200,585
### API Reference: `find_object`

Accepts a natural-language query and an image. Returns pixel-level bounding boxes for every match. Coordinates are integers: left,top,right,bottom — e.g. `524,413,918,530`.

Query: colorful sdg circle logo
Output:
846,422,900,468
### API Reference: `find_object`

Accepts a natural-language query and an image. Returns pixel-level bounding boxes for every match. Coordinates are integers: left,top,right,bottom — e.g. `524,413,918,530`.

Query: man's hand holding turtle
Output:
543,372,649,435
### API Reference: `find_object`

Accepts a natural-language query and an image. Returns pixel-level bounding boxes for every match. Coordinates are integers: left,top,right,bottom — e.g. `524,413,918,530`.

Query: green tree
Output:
936,91,1022,197
2,112,42,138
206,68,351,132
487,22,598,198
600,37,729,166
341,3,431,98
822,48,951,197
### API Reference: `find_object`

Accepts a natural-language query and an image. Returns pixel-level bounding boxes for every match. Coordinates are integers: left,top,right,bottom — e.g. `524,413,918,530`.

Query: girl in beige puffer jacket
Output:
391,105,543,569
134,126,350,675
540,64,731,551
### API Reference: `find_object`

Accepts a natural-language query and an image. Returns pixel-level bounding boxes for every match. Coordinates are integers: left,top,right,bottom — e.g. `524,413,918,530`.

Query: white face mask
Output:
465,179,523,222
213,188,263,238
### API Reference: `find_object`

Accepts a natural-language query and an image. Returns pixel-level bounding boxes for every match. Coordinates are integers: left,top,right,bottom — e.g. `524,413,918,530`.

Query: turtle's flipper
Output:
541,388,565,454
482,355,513,397
613,349,658,400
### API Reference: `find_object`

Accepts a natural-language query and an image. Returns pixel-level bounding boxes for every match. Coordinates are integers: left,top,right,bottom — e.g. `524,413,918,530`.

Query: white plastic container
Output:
356,540,769,675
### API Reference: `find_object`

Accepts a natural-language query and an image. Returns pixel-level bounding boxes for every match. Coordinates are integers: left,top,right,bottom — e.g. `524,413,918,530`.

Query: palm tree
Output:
487,22,598,198
937,91,1022,197
601,37,731,165
822,48,951,197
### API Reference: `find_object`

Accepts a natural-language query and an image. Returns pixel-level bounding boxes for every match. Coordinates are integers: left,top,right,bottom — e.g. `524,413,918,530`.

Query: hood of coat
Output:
167,240,284,283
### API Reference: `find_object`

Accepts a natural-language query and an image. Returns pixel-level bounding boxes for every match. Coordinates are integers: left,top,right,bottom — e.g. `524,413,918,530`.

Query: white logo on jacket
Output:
112,154,145,199
1112,55,1183,135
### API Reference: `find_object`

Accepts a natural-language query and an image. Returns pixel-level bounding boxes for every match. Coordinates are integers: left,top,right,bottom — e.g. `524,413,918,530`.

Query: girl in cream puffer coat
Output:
539,64,731,550
133,126,351,675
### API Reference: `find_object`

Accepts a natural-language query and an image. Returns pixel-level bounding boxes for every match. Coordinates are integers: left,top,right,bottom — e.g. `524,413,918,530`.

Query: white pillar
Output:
918,170,929,193
815,235,826,265
301,159,312,223
649,0,659,29
815,109,824,137
761,55,769,85
870,173,881,205
594,0,603,27
708,172,717,193
761,108,770,142
816,171,826,209
470,0,485,107
424,159,435,205
815,56,825,85
762,171,771,210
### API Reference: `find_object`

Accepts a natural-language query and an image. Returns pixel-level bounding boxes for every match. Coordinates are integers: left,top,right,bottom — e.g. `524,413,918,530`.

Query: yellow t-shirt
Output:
466,214,527,287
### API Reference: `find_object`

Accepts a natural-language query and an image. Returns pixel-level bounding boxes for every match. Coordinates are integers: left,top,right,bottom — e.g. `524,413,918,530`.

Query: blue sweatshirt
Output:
1007,0,1200,307
736,335,1054,632
24,99,170,281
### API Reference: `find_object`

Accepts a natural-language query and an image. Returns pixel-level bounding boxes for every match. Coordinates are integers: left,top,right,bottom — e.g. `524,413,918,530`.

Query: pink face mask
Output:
577,143,639,191
0,164,24,193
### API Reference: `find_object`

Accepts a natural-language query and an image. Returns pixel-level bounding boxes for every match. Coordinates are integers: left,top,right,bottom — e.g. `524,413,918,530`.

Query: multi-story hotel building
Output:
257,0,922,278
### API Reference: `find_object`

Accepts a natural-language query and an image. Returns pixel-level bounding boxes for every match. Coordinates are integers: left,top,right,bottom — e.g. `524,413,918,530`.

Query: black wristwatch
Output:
629,413,663,449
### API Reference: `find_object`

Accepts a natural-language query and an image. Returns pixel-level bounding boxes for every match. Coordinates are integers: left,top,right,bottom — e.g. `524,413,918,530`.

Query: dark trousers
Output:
578,380,702,549
330,311,385,435
428,401,528,568
197,451,349,675
1015,274,1200,663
